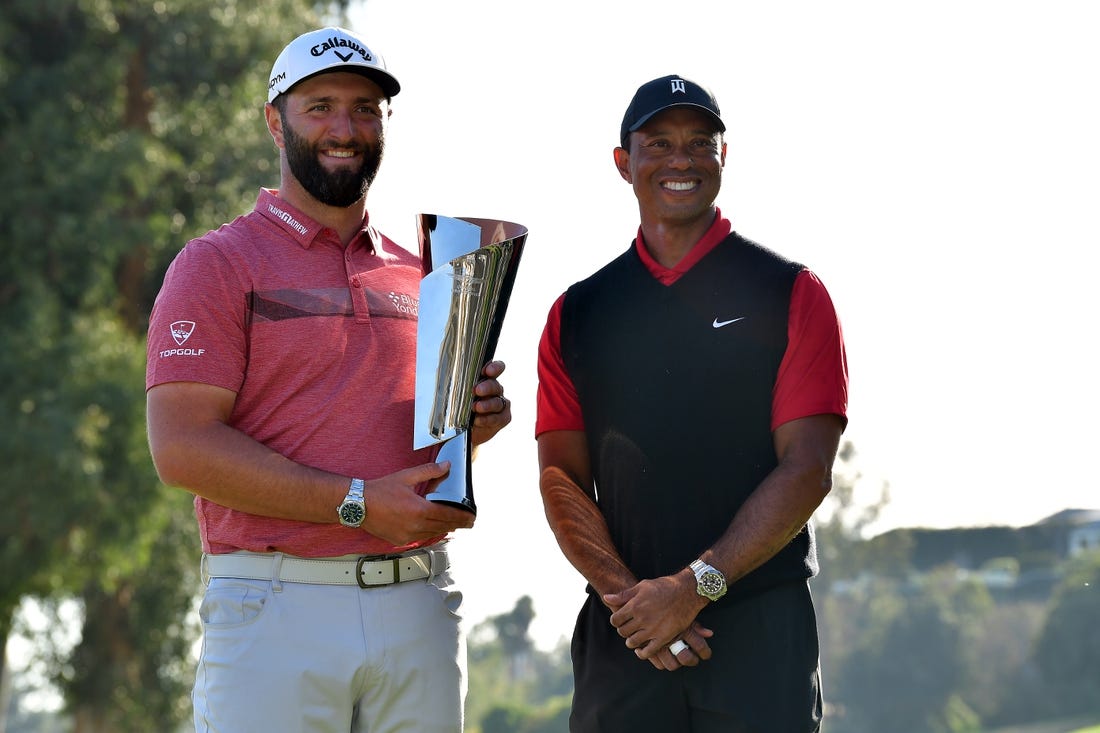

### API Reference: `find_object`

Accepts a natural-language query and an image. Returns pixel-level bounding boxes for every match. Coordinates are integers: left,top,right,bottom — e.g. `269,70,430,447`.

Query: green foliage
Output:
1032,551,1100,717
933,694,981,733
466,597,573,733
814,441,903,588
0,0,339,728
479,696,571,733
823,566,998,733
487,595,536,657
52,492,201,727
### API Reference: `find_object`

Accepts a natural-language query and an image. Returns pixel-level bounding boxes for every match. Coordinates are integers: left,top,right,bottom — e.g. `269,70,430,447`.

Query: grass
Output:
987,721,1100,733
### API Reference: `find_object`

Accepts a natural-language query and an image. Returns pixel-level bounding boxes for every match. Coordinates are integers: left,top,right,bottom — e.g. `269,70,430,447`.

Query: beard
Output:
282,117,384,208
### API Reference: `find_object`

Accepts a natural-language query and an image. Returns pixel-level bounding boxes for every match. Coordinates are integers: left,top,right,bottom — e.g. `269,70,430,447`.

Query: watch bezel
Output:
697,570,726,600
338,501,365,527
691,559,728,602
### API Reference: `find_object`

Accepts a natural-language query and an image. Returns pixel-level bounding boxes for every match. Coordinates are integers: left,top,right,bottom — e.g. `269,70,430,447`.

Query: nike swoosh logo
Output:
712,317,746,329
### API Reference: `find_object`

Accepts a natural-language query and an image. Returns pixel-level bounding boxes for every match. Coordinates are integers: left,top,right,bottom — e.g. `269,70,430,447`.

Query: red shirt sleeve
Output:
772,270,849,430
146,240,249,394
535,293,585,436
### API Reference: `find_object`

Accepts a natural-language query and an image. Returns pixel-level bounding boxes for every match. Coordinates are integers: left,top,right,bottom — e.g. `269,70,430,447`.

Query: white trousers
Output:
192,554,466,733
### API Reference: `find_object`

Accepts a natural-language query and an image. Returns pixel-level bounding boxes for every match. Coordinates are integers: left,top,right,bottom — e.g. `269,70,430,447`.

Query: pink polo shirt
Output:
147,189,441,557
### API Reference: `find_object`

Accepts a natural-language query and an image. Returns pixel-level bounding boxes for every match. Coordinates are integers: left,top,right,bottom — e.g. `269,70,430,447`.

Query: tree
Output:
1032,550,1100,718
467,597,573,733
814,440,900,590
828,567,994,733
0,1,340,729
480,698,570,733
491,594,536,680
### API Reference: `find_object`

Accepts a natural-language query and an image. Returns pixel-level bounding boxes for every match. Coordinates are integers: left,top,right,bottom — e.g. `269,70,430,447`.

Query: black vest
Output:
560,232,816,599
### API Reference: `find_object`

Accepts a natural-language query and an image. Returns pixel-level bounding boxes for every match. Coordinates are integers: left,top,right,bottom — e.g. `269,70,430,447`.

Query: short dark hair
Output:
272,93,289,116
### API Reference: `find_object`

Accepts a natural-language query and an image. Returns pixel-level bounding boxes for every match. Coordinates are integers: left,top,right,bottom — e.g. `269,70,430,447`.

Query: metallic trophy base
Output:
423,433,476,514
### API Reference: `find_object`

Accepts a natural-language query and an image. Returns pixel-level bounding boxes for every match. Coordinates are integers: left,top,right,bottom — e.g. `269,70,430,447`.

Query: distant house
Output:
1039,508,1100,557
859,508,1100,598
1068,524,1100,555
1067,519,1100,556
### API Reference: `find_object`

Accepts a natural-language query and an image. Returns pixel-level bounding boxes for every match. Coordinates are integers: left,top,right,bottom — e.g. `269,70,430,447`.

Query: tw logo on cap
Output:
671,79,687,94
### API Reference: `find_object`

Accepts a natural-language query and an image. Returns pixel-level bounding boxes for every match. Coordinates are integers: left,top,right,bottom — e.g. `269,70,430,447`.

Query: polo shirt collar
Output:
635,207,733,284
255,188,377,253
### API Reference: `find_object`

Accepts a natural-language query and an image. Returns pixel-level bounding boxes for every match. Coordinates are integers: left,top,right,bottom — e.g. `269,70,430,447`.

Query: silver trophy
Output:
414,214,527,514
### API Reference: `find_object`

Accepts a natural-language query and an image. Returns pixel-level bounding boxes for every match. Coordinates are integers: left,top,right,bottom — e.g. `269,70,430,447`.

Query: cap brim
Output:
628,103,726,135
271,66,401,103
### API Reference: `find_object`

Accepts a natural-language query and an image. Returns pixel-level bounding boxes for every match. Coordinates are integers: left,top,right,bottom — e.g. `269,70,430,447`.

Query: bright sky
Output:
346,0,1100,650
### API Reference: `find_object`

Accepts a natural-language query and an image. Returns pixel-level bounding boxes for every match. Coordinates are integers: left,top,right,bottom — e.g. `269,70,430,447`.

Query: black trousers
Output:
569,581,823,733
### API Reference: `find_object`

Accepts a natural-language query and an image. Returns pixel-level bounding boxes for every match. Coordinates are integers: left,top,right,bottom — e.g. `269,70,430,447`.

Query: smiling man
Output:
535,75,849,731
145,27,512,733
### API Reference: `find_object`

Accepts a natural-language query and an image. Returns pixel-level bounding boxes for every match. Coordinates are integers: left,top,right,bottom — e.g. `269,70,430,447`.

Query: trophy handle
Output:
423,433,476,513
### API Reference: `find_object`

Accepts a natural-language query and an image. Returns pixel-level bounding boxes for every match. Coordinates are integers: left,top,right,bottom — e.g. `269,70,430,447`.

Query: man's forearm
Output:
539,465,636,599
702,414,842,583
150,414,348,523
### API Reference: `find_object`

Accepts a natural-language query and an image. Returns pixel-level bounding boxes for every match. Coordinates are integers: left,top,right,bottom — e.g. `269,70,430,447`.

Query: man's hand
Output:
361,461,476,545
650,623,715,671
470,360,511,446
603,570,713,669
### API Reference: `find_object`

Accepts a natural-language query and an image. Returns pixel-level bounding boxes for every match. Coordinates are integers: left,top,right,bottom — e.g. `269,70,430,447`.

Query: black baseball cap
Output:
619,74,725,148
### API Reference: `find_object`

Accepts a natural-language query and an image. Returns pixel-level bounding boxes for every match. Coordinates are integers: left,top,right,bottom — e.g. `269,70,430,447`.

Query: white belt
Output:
202,548,448,589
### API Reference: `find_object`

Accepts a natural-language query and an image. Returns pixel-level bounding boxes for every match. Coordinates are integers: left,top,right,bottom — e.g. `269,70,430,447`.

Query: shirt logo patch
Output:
171,320,196,345
387,291,419,316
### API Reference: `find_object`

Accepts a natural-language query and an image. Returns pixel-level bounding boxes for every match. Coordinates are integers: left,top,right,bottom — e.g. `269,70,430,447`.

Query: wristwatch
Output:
690,559,727,602
337,478,367,528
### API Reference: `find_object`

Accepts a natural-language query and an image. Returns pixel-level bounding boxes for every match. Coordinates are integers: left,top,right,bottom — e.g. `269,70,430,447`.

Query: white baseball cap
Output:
267,27,400,103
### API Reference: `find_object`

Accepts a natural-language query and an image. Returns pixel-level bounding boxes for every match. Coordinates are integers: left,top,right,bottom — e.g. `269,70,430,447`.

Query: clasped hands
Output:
603,573,714,672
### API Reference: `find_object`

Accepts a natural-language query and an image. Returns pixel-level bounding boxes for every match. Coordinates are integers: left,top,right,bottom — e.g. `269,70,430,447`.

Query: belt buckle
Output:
355,554,400,589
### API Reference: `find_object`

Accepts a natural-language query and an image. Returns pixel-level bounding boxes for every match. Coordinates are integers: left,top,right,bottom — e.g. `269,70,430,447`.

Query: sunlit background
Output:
345,0,1100,650
7,3,1098,722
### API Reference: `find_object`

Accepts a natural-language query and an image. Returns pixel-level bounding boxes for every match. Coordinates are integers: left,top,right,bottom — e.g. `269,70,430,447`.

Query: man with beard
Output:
145,27,511,732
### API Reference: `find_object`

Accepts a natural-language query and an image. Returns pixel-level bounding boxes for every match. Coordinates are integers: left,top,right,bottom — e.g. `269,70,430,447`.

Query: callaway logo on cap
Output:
620,74,725,148
267,26,400,103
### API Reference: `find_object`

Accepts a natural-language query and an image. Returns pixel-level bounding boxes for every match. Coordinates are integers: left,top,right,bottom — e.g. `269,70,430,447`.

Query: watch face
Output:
340,503,365,526
699,571,726,599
